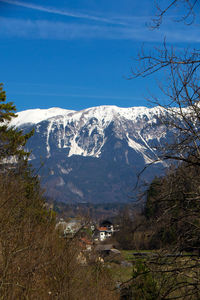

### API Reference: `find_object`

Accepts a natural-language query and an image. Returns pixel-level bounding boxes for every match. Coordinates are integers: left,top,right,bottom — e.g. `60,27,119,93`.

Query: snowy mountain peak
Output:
12,107,75,127
11,105,165,128
11,105,171,203
12,104,168,161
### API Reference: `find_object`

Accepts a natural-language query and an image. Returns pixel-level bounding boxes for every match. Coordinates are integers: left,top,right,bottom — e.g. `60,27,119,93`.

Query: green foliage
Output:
144,177,162,220
0,83,34,161
121,260,159,300
0,83,16,123
142,162,200,251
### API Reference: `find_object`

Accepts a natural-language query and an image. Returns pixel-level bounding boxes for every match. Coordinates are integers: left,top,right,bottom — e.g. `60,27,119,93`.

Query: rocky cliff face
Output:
11,105,171,203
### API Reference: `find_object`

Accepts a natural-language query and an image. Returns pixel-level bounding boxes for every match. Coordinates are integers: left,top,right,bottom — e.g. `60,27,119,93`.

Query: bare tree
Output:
121,2,200,299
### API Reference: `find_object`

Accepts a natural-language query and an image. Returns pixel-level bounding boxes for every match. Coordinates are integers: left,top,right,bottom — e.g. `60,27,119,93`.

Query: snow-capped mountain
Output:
11,105,170,203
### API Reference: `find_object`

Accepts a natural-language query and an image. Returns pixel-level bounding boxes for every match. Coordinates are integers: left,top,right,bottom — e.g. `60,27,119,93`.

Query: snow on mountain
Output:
13,105,164,127
12,107,75,127
11,105,166,159
11,105,170,203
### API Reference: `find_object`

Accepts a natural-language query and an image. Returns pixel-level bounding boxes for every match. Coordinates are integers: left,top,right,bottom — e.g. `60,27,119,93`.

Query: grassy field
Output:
107,262,133,282
107,249,199,299
108,250,155,282
121,249,154,261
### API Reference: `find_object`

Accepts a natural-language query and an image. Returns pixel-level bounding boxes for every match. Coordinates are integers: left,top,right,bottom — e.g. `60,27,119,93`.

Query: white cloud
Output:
0,16,199,43
0,0,127,25
1,0,200,43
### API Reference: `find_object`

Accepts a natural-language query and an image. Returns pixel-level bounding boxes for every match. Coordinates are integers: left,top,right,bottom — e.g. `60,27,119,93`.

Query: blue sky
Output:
0,0,200,112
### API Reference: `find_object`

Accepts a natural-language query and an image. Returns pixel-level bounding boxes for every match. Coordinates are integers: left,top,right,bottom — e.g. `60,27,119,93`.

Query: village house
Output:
100,220,114,232
94,220,115,241
79,237,93,251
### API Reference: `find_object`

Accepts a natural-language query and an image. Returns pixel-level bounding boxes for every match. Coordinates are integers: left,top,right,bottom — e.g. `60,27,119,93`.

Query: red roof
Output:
98,227,107,231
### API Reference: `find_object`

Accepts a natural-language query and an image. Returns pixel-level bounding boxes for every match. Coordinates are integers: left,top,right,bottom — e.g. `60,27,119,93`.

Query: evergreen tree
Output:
0,83,33,162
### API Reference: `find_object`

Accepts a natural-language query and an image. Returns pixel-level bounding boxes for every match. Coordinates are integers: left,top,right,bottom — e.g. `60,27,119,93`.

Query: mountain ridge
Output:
11,105,169,203
13,105,165,127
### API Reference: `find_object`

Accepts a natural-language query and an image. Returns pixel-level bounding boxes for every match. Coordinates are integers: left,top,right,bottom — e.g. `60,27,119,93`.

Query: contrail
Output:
0,0,126,25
